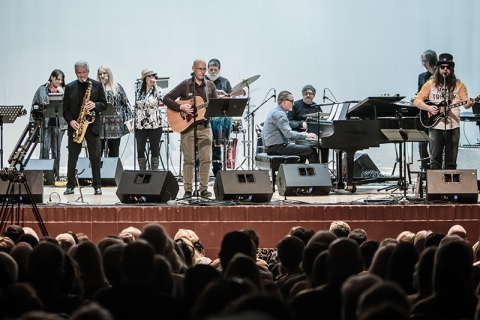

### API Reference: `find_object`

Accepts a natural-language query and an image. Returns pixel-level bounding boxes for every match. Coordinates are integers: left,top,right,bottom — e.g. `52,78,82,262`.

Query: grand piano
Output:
306,96,422,192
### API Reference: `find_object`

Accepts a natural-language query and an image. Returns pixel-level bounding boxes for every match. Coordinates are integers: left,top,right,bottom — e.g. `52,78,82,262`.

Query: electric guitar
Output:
166,96,209,133
419,96,480,128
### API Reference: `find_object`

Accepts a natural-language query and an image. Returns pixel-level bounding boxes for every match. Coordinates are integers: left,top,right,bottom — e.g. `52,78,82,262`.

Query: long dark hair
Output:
140,79,157,96
49,69,65,87
433,65,458,96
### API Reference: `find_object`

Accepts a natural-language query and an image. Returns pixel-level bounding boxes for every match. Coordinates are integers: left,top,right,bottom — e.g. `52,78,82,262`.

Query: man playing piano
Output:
414,53,473,170
288,85,329,163
262,90,318,163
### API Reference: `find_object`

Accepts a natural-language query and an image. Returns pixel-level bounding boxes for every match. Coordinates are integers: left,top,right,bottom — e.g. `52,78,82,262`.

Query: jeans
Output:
40,125,66,179
429,128,459,170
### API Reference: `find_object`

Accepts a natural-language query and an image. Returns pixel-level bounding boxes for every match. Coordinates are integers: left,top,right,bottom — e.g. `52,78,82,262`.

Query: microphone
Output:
273,89,276,103
323,88,326,103
443,71,447,77
104,77,108,85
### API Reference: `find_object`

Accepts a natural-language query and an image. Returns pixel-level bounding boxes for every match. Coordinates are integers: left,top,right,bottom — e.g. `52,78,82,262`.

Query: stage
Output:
2,181,479,257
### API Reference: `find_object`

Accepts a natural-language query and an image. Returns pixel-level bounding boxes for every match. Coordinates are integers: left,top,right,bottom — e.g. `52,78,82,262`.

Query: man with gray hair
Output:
262,90,318,163
63,60,107,196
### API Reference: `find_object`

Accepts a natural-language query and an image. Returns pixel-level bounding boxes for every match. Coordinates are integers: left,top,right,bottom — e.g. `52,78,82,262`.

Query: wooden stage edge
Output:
6,201,480,257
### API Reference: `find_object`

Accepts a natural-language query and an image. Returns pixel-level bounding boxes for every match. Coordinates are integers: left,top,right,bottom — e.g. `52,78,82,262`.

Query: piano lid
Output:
347,96,416,118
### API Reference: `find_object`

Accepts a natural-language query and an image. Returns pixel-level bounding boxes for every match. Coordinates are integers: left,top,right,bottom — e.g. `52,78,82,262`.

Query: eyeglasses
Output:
439,65,451,70
285,99,294,103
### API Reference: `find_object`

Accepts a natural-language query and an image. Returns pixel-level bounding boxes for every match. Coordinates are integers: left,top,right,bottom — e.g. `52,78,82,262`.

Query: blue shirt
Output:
262,105,307,147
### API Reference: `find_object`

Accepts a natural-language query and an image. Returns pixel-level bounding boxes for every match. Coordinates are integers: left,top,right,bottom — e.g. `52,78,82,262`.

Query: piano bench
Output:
255,153,300,191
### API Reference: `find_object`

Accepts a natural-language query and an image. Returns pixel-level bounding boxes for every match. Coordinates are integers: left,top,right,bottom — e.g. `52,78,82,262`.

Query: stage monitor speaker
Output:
77,157,123,186
276,163,332,196
426,169,478,203
0,170,44,203
214,170,273,202
116,170,178,203
25,159,55,185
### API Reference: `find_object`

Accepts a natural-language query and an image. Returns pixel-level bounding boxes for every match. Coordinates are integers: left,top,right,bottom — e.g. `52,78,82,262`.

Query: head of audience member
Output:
56,233,76,253
277,90,294,111
120,239,155,285
301,85,316,105
0,236,15,253
473,241,480,263
184,264,222,310
356,281,411,320
276,236,305,273
369,243,397,279
101,242,125,288
16,234,39,248
69,240,108,299
225,253,262,291
307,230,338,247
117,232,135,244
327,238,363,284
75,233,89,243
2,282,43,319
447,224,467,240
421,49,438,74
224,292,293,320
22,227,39,241
310,250,329,287
289,226,315,246
27,242,65,291
120,226,141,241
341,273,383,320
174,237,197,267
4,225,24,243
9,242,32,282
239,228,260,250
386,241,419,295
413,230,430,253
329,221,351,238
192,277,258,320
0,252,18,287
174,228,209,265
411,246,436,305
219,231,256,272
139,223,186,273
348,228,368,246
70,302,114,320
97,236,124,255
39,236,59,245
207,58,221,82
380,238,398,247
424,232,445,248
396,231,415,244
301,242,329,282
153,254,174,296
359,240,379,271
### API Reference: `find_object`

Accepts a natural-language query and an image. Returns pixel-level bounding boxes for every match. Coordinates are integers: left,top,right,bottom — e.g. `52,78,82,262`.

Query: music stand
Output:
205,98,248,173
0,106,25,168
44,96,64,180
381,128,430,198
99,103,118,157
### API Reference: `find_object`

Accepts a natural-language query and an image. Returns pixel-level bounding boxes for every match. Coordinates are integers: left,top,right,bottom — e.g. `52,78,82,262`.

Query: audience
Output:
1,223,480,319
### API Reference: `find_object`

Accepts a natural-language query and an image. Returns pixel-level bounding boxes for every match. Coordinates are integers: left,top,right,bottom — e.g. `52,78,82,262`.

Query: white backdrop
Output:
1,0,479,175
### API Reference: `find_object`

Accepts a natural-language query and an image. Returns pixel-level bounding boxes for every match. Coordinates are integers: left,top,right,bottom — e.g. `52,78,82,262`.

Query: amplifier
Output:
457,148,480,172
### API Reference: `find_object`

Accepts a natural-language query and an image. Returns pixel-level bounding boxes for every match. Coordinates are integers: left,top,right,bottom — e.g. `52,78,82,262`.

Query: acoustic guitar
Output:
166,96,209,133
419,96,480,128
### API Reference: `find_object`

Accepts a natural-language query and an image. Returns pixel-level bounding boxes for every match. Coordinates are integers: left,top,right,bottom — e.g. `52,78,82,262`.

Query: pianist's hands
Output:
306,132,317,140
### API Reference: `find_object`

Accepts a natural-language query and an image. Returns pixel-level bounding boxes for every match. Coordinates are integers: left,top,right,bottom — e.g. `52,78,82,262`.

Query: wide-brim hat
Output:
141,68,157,81
437,53,455,67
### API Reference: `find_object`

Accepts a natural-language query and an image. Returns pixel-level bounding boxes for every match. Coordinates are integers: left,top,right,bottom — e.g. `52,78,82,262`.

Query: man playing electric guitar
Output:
163,59,219,198
414,53,473,170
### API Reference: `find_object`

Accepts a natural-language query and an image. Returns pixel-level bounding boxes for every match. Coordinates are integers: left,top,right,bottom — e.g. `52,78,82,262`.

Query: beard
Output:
207,72,220,82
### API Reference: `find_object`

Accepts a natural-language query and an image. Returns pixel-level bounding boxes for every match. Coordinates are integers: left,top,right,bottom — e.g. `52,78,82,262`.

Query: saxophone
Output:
73,81,95,144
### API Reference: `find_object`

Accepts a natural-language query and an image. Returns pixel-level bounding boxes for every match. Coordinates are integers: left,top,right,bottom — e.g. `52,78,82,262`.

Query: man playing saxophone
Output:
63,61,107,195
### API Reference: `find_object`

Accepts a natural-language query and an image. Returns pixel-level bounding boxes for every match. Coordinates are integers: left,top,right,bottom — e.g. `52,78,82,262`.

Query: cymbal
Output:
232,75,260,91
304,112,330,118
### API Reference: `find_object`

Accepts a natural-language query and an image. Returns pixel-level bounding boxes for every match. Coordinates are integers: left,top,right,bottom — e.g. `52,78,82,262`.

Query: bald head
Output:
192,59,207,82
447,224,466,239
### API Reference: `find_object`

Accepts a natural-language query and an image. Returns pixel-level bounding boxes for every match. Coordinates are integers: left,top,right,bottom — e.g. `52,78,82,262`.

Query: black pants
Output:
67,128,102,189
136,128,162,158
212,143,222,176
266,143,319,163
101,138,121,158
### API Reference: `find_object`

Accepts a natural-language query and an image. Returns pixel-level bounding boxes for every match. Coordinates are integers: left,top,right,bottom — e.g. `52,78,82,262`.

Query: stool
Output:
255,153,300,191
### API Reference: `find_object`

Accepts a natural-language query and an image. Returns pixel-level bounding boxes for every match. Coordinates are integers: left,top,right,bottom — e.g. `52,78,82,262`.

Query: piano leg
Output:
344,151,357,193
334,151,345,189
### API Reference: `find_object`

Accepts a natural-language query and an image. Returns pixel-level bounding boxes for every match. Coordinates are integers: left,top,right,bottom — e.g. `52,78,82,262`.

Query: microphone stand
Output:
244,93,275,168
442,72,448,170
133,80,141,170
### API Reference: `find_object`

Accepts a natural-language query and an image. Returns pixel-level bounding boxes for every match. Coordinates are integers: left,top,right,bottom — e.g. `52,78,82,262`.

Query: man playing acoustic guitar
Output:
164,59,218,198
414,53,473,170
